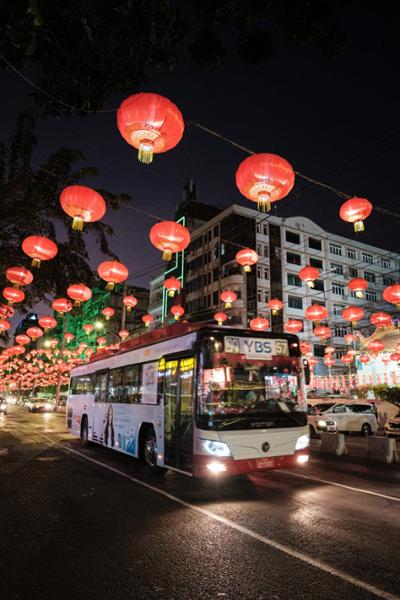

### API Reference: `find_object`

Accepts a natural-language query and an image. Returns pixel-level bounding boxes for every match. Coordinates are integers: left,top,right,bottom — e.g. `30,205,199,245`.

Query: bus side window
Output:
95,372,108,402
157,358,165,404
107,368,122,403
121,364,141,403
70,377,77,393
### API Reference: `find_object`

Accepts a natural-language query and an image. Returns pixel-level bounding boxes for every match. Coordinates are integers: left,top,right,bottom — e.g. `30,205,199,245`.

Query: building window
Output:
287,273,301,287
332,282,345,296
380,258,390,269
263,246,269,257
333,303,345,315
257,266,262,279
330,263,343,276
365,290,377,302
335,348,347,358
213,291,219,305
362,253,373,264
287,252,301,265
263,224,268,236
313,279,324,292
334,325,348,338
221,243,225,256
257,290,262,303
310,257,323,269
364,271,376,283
314,345,326,357
383,276,395,286
264,268,269,279
288,296,303,309
308,237,322,251
264,291,269,303
286,231,300,244
256,221,261,234
347,248,356,260
348,267,358,278
256,244,262,256
329,243,342,256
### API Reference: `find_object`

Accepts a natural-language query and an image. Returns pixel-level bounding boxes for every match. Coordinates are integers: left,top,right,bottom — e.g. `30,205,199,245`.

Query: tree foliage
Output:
0,0,350,115
0,112,130,310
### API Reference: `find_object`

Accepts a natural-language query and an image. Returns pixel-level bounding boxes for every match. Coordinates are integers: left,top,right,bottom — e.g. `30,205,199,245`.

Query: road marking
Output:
278,470,400,503
49,440,399,600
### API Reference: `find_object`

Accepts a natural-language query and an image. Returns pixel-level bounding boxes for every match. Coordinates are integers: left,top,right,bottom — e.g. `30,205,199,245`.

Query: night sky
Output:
1,2,399,302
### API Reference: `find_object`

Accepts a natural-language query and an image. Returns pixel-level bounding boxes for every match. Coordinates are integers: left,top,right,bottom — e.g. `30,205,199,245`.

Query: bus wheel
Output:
143,428,166,475
81,416,91,448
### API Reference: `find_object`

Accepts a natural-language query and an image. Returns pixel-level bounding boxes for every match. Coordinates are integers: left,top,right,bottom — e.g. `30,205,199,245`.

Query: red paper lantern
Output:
0,304,14,319
119,329,129,340
142,314,154,328
27,326,44,340
101,307,115,321
367,340,384,353
52,298,73,314
38,316,57,331
164,278,181,297
300,341,312,355
325,346,335,354
370,312,393,328
299,266,320,288
64,333,74,343
67,284,92,306
97,261,129,290
170,305,184,320
0,319,11,333
314,325,331,339
341,353,354,364
220,290,237,309
342,306,364,325
344,333,355,344
359,354,370,364
284,319,303,334
308,357,318,366
2,287,25,305
96,337,107,346
117,93,184,164
15,334,30,345
149,221,190,261
6,266,33,287
236,248,258,272
60,185,106,231
22,236,58,268
324,356,335,367
249,317,270,331
339,197,373,232
214,312,228,325
305,304,328,323
383,284,400,307
236,153,295,212
123,296,138,312
390,353,400,362
83,324,94,335
348,278,368,298
267,298,283,315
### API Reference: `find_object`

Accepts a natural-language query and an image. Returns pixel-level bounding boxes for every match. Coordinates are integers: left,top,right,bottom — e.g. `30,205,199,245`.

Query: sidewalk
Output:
310,435,400,470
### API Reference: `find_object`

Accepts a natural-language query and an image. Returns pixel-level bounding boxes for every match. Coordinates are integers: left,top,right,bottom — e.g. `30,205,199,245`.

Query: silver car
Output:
318,403,377,436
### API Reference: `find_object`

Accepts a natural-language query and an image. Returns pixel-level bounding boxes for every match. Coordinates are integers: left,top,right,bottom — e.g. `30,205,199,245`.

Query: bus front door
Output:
163,356,195,473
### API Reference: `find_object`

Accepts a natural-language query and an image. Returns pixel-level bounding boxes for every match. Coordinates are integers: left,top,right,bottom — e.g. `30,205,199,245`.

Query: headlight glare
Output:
295,434,310,451
201,439,231,457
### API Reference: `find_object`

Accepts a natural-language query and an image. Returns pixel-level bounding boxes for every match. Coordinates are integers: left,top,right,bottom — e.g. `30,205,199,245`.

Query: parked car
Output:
317,403,378,435
28,398,54,413
308,406,337,437
0,397,7,415
384,412,400,438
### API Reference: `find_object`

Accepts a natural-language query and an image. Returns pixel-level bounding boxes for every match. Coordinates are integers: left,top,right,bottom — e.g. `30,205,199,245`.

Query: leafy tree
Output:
0,0,350,115
0,112,130,311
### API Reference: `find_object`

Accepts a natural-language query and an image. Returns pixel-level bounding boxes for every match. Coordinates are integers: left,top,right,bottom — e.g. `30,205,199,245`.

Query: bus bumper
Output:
193,451,309,477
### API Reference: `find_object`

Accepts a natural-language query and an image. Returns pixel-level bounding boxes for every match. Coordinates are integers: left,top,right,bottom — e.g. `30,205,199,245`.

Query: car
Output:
0,397,7,415
28,398,54,413
308,406,337,437
317,402,378,436
384,412,400,438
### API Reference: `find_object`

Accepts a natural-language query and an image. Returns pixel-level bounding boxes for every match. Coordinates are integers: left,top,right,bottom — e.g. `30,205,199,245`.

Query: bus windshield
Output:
197,335,306,431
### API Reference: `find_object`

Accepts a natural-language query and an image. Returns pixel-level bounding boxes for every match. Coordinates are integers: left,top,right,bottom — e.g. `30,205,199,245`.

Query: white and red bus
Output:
67,323,310,477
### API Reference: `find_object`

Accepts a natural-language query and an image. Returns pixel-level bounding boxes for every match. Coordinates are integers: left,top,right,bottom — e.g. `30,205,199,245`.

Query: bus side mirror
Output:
303,359,311,385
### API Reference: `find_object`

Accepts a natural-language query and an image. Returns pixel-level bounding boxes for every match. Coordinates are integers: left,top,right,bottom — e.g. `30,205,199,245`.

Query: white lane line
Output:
278,470,400,503
50,440,399,600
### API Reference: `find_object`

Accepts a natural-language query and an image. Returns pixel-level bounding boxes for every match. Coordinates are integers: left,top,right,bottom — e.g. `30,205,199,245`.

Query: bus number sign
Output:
224,337,288,359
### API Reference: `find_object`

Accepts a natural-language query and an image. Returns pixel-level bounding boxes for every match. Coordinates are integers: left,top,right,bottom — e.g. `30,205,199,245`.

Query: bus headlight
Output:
201,439,231,457
295,434,310,451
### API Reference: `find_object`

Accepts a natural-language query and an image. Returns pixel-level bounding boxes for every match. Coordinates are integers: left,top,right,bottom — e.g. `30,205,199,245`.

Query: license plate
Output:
256,458,274,469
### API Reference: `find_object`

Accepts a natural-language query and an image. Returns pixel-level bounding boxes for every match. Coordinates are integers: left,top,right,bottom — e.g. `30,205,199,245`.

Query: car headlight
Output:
317,419,327,428
295,434,310,451
0,403,6,409
45,403,52,409
201,439,231,457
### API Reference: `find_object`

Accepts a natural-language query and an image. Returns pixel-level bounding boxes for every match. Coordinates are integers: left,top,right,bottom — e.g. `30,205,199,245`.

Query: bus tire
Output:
142,427,166,475
81,416,91,448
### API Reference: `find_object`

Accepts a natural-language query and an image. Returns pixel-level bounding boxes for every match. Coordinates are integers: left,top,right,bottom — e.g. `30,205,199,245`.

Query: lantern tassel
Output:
138,140,154,164
106,282,115,291
162,249,173,261
354,220,365,232
72,216,84,231
127,307,132,312
31,258,41,268
168,290,175,297
244,265,251,273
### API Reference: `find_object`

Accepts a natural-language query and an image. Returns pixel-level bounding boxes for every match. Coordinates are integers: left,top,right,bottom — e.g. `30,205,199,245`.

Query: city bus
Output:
67,322,310,477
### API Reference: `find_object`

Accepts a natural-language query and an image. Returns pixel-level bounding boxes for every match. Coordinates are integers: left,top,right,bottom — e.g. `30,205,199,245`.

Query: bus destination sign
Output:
224,337,289,359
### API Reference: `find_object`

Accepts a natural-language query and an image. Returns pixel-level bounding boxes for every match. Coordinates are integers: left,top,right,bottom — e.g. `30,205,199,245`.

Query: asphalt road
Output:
1,406,399,600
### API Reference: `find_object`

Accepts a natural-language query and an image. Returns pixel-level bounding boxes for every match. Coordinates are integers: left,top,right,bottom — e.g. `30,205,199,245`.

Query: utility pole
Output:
120,282,127,331
54,315,66,410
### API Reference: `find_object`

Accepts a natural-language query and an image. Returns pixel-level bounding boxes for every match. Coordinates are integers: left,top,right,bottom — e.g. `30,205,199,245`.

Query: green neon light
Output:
161,216,186,322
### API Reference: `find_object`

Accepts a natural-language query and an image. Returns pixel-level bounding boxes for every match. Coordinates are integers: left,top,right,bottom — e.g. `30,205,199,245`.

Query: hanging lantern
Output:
390,352,400,362
235,248,258,272
325,346,335,354
0,304,14,319
305,304,328,324
0,319,11,333
149,221,190,261
142,314,154,328
2,287,25,305
314,325,331,339
12,345,26,355
348,278,368,298
52,298,73,314
235,153,295,212
324,356,335,367
300,341,312,355
123,296,138,312
38,316,57,331
284,319,303,334
249,317,270,331
119,329,129,340
299,266,320,288
26,326,44,340
97,261,129,290
67,284,92,307
170,305,184,320
370,312,393,328
383,284,400,308
341,353,354,364
308,357,319,367
348,349,357,356
83,324,94,335
22,236,58,268
117,93,185,164
341,306,365,326
6,266,33,287
15,334,30,345
60,185,106,231
220,290,237,309
96,337,107,346
214,312,228,326
164,277,181,297
101,307,115,321
359,354,370,364
368,340,384,353
64,333,75,343
344,333,355,344
339,197,373,232
267,298,283,315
